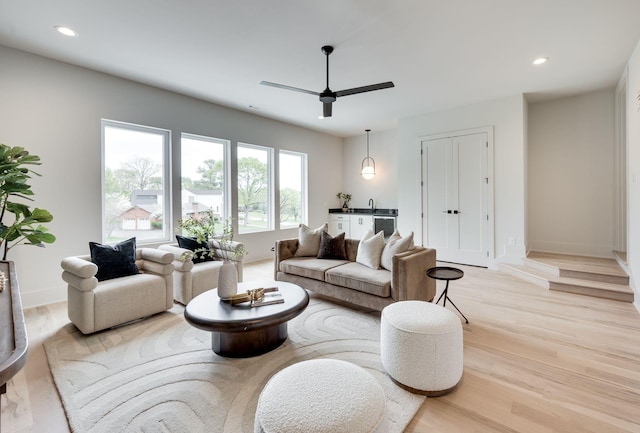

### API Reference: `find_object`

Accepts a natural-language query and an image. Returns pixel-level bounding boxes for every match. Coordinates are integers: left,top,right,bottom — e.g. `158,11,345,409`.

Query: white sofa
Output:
61,248,175,334
159,240,244,304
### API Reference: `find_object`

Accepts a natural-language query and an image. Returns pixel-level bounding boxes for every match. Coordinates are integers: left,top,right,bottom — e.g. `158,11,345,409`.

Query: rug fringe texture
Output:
44,297,425,433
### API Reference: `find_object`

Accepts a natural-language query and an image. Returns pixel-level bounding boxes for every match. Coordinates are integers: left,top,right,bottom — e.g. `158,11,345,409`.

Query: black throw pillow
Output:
317,231,347,260
176,235,214,264
89,237,139,282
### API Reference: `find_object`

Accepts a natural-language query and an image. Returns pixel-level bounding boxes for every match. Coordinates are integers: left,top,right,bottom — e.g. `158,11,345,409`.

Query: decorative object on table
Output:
336,192,351,212
0,270,5,292
223,287,284,307
361,129,376,180
0,144,56,260
177,210,247,298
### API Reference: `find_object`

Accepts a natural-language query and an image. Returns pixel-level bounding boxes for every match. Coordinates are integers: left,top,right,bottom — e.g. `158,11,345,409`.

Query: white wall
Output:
626,40,640,310
341,129,398,210
397,95,527,264
0,45,343,308
528,89,616,257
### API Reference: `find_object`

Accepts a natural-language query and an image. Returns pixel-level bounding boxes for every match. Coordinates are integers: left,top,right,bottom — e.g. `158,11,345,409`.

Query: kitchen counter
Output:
328,208,398,216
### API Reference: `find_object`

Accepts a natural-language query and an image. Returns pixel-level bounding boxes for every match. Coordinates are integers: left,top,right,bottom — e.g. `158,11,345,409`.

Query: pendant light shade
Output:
361,129,376,180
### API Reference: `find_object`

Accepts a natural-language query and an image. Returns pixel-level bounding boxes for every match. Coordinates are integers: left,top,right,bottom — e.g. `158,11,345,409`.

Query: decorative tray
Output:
221,287,284,307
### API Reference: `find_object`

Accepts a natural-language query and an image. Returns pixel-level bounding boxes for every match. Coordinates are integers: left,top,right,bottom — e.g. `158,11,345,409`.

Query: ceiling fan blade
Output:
260,81,319,96
323,102,333,118
335,81,395,98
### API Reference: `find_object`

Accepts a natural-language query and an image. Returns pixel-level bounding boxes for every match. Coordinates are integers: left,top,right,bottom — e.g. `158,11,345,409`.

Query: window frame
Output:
278,149,308,229
236,142,274,234
180,132,231,222
101,119,172,245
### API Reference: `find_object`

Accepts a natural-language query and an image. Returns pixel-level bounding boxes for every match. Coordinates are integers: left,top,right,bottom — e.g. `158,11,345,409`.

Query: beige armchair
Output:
159,240,244,304
61,248,175,334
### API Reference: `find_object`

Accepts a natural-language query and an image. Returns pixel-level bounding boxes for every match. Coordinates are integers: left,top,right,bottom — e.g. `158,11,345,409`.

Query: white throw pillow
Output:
380,229,415,271
356,229,385,269
295,223,328,257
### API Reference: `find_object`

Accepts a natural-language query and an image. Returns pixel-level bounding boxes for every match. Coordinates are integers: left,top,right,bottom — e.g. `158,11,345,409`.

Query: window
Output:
279,150,307,229
181,133,230,222
237,143,273,233
101,120,171,244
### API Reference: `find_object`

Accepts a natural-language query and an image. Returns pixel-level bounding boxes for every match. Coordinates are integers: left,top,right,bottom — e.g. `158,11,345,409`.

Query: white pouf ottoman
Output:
381,300,463,395
254,359,387,433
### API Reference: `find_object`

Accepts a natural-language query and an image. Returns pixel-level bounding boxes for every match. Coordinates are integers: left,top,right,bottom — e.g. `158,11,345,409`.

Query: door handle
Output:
443,210,452,214
453,210,461,214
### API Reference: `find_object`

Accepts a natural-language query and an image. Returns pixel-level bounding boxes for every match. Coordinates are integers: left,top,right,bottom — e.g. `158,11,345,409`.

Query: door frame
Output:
418,126,495,265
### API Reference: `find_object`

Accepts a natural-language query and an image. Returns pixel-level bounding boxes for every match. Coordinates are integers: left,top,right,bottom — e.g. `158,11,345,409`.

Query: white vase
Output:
217,260,238,298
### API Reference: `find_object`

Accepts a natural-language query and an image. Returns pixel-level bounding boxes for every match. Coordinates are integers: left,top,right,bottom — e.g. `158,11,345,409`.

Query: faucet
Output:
369,198,375,211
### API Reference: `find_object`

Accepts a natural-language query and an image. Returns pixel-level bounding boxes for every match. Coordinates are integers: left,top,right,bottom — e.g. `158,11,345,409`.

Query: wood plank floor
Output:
2,260,640,433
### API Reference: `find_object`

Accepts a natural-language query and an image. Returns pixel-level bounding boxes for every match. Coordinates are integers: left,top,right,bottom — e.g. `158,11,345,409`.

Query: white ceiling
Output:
1,0,639,138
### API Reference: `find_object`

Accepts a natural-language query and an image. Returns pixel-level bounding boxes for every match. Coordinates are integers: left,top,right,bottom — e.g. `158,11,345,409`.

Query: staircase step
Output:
549,277,634,302
526,252,629,285
498,254,634,303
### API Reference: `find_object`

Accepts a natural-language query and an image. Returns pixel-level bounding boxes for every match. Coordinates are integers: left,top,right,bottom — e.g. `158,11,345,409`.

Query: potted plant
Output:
0,144,55,260
177,210,246,297
337,192,351,212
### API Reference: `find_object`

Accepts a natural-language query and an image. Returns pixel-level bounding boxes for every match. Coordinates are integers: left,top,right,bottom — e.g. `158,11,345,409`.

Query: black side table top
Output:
426,266,464,281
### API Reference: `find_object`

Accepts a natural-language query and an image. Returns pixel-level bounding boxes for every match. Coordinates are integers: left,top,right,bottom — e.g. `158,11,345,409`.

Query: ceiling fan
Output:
260,45,395,118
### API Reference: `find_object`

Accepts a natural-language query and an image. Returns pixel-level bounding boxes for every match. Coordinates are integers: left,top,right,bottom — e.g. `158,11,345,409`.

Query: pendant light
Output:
361,129,376,180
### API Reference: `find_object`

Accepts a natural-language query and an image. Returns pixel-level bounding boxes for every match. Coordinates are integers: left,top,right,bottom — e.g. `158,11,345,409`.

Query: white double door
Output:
421,132,490,266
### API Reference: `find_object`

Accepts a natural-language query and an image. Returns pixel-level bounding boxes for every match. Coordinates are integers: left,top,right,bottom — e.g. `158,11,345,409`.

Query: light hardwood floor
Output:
2,260,640,432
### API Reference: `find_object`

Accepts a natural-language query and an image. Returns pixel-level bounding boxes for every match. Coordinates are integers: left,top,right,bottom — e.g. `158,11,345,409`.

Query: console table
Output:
0,261,28,403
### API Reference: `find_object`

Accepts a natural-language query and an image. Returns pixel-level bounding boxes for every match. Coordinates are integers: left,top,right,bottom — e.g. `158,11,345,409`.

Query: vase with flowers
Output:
177,210,246,298
337,192,351,212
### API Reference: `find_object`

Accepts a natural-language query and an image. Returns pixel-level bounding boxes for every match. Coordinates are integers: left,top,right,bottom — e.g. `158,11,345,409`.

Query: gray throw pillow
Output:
295,223,328,257
317,231,347,260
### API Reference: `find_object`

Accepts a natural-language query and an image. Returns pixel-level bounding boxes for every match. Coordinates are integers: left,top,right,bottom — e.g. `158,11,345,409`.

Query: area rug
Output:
44,297,425,433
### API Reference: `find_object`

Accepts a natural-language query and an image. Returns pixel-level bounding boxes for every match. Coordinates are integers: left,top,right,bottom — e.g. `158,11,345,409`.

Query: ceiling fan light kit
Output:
261,45,395,118
361,129,375,180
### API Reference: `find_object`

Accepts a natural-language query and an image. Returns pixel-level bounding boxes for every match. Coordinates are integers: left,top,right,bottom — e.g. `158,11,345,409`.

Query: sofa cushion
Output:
326,262,391,297
381,230,414,271
317,231,347,260
295,223,328,257
356,230,385,269
176,235,214,264
280,257,348,282
89,237,139,282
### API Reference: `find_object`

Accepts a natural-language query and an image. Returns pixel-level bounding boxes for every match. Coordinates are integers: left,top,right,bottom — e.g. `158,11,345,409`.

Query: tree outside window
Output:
237,144,272,233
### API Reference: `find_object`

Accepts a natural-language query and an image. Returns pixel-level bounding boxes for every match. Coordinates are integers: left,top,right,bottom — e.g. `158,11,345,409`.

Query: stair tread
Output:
527,252,627,277
500,263,633,294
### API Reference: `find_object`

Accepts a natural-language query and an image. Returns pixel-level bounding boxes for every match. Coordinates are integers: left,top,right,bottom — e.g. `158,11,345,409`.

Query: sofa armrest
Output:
391,247,436,302
60,257,99,292
159,244,195,271
138,248,174,276
61,256,98,279
274,238,298,279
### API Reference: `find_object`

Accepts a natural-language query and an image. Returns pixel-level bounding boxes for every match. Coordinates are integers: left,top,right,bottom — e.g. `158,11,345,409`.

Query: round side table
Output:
426,266,468,324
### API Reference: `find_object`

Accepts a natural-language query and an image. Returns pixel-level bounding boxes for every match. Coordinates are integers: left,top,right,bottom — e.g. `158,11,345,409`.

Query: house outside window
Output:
279,150,307,229
181,133,230,222
237,143,273,234
101,119,171,244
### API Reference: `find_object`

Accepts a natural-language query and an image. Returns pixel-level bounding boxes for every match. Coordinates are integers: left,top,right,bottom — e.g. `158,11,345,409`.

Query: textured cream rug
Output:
45,297,425,433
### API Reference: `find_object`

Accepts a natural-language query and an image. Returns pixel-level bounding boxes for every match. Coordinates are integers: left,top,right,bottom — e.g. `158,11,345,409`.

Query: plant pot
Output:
217,260,238,298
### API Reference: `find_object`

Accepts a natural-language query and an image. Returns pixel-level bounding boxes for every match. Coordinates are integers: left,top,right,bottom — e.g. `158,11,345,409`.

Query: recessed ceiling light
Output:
54,26,78,37
533,57,548,65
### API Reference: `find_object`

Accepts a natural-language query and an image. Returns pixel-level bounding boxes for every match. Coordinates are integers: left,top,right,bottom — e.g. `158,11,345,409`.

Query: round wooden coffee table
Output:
184,280,309,358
